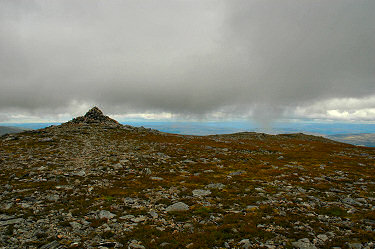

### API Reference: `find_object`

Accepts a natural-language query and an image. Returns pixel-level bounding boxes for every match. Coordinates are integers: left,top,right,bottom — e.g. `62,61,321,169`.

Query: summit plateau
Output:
0,108,374,248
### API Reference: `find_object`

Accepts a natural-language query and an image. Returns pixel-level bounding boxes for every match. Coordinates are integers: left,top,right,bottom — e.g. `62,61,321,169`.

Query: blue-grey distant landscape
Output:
2,121,375,146
0,126,27,136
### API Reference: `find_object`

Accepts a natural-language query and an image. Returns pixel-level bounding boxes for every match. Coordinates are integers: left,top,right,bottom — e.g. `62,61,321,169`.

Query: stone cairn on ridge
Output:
68,107,121,126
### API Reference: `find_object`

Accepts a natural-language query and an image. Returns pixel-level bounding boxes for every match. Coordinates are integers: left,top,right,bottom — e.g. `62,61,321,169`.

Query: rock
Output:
183,223,194,231
128,240,145,249
40,240,61,249
348,243,363,249
255,187,266,192
120,214,135,220
98,242,118,248
150,176,164,181
239,239,251,249
0,214,15,220
4,136,17,141
39,137,54,142
123,197,136,205
2,203,12,210
342,197,361,206
149,210,158,219
326,231,335,238
192,189,211,197
356,198,367,204
206,183,225,190
70,242,80,247
99,210,116,219
0,218,24,226
69,106,120,125
69,221,82,230
186,242,194,248
143,168,152,175
279,211,286,216
291,238,317,249
229,171,245,176
131,216,147,223
74,170,86,177
46,194,60,202
317,234,328,242
166,202,189,212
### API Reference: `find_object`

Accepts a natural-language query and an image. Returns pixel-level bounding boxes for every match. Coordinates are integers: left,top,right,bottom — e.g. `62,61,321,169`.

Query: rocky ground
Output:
0,108,374,248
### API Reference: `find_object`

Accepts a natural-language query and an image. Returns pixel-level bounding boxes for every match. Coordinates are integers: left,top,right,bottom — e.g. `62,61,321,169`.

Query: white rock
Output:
192,189,211,197
143,168,152,175
150,176,164,181
206,183,225,190
131,216,147,223
317,234,328,242
291,238,317,249
348,243,363,249
99,210,116,219
239,239,251,249
166,202,189,212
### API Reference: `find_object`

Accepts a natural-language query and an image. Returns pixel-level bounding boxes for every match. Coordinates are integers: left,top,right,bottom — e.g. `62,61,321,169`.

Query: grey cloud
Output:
0,0,374,123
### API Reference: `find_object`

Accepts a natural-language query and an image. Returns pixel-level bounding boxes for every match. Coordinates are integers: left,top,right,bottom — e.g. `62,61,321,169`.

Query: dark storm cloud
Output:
0,0,374,122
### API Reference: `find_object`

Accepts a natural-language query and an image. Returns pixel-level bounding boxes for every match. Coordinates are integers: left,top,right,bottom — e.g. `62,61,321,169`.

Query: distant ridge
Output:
213,131,337,143
328,133,375,147
0,126,27,136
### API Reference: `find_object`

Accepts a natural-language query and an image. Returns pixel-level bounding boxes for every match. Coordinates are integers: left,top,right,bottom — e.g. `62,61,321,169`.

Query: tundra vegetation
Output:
0,108,374,248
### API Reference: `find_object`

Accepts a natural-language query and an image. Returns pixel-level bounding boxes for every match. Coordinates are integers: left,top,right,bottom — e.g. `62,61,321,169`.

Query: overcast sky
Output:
1,0,374,124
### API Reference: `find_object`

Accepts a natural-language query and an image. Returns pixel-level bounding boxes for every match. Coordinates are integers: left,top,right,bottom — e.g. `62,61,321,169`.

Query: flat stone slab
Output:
40,240,61,249
291,238,317,249
0,218,24,226
192,189,211,197
166,202,189,212
99,210,116,219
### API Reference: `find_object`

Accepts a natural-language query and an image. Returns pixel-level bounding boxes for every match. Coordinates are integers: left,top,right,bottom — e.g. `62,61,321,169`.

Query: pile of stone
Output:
68,107,120,126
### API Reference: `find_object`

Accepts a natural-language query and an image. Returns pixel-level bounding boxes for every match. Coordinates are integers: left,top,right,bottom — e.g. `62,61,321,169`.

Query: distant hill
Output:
328,133,375,147
0,125,27,136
